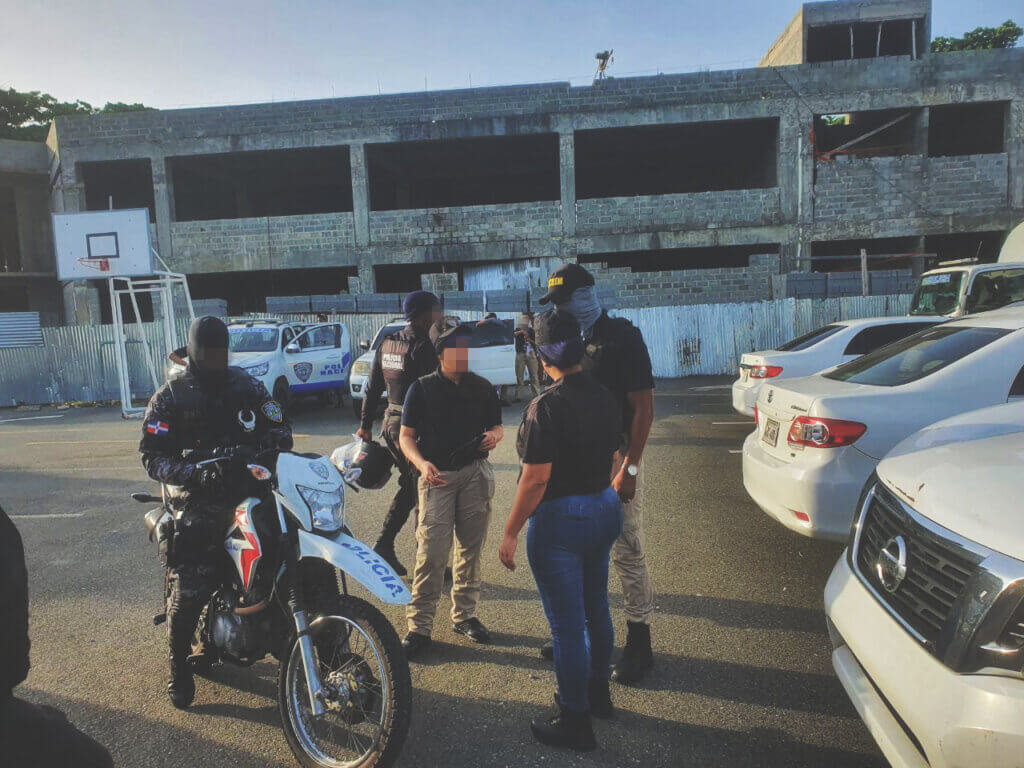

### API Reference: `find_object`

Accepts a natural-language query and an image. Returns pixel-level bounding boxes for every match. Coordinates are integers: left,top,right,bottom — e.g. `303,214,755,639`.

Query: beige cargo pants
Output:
612,454,655,624
515,352,540,398
406,459,495,636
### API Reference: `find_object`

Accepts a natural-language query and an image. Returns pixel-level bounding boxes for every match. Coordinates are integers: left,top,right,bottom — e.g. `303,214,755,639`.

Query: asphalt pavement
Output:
1,377,885,768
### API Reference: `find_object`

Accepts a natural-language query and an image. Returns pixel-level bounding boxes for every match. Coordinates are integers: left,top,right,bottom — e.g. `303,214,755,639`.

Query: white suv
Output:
825,400,1024,768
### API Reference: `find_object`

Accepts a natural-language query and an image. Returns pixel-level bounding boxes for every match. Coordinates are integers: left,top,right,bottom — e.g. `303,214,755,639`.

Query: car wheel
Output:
351,398,363,419
320,388,343,409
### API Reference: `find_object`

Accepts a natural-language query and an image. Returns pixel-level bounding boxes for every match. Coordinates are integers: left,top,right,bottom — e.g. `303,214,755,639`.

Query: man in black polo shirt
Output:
538,263,656,685
398,324,504,659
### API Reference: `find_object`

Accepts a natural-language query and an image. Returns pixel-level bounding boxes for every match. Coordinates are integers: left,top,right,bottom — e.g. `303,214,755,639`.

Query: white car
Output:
349,317,517,420
732,317,941,417
742,307,1024,541
212,320,351,407
825,401,1024,768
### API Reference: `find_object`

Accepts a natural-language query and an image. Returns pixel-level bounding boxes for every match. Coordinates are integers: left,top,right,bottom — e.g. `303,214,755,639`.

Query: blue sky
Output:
1,0,1019,109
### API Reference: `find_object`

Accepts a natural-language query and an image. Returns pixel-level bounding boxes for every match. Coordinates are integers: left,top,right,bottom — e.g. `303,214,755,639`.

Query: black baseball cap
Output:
538,263,595,305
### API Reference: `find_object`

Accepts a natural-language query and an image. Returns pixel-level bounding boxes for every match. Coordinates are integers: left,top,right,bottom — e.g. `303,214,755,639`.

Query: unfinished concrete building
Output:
28,0,1024,317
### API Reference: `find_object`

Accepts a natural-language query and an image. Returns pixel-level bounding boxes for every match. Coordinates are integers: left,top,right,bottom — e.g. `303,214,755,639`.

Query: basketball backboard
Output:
53,209,154,280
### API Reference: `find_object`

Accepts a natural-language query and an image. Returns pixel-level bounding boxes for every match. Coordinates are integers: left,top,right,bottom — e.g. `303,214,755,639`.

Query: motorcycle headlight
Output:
352,360,372,378
297,485,344,532
245,362,270,377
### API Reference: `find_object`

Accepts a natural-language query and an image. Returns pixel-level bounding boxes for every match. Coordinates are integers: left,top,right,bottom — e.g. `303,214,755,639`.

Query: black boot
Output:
588,677,614,719
611,621,653,685
167,653,195,709
530,695,596,752
540,640,554,662
373,538,407,577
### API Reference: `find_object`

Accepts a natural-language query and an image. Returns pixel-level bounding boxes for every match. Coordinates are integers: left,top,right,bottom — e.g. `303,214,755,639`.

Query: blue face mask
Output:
557,285,602,338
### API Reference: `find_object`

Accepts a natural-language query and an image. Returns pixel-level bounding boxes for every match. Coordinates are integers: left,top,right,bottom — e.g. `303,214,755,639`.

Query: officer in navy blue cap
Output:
358,290,443,574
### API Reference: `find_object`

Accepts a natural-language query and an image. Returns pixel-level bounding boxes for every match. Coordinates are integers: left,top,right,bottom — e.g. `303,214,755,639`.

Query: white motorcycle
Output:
136,448,411,768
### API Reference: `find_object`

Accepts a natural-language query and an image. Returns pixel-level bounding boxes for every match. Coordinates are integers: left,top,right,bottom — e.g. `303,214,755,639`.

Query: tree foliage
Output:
0,87,153,142
931,20,1022,53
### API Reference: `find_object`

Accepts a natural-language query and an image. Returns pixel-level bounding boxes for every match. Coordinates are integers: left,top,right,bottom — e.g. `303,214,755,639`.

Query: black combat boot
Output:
530,695,596,752
373,537,407,577
167,652,195,709
611,621,653,685
588,677,614,719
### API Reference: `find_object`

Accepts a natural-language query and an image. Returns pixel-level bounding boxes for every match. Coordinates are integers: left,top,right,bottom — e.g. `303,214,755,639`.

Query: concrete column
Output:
558,131,576,237
913,108,929,157
355,256,376,293
62,280,102,325
150,155,174,269
1008,101,1024,213
349,143,371,247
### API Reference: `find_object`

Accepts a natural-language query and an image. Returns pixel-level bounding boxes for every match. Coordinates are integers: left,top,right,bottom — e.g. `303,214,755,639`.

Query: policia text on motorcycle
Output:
398,323,503,659
357,290,443,576
139,316,294,709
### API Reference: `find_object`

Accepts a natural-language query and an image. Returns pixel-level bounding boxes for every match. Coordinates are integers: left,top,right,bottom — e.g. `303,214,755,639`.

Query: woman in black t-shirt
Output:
498,309,623,752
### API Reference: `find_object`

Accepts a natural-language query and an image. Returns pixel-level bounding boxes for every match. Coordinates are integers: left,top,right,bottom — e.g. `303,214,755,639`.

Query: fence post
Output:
860,248,869,297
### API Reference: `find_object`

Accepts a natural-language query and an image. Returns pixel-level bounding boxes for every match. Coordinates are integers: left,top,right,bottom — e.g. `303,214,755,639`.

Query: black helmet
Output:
350,439,394,490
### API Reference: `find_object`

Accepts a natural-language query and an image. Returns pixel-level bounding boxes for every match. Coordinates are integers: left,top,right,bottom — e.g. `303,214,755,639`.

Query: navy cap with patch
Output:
539,263,595,305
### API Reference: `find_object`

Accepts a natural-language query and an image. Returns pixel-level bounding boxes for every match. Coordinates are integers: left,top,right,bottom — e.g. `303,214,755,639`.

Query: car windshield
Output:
774,324,844,352
824,325,1011,386
964,269,1024,314
910,272,965,315
468,320,514,348
229,327,278,352
371,324,405,350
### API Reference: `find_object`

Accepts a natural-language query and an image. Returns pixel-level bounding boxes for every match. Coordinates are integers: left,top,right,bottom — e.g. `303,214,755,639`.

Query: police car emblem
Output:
263,401,283,423
293,362,313,383
311,462,330,480
237,409,256,432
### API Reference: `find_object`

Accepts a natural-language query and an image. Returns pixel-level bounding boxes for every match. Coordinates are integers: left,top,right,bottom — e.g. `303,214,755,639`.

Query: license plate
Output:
762,418,780,447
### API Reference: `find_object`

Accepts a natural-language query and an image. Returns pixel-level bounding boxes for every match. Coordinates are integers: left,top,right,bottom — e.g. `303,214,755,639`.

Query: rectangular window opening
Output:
814,109,919,158
924,231,1007,266
367,134,559,211
928,103,1007,157
810,237,919,272
79,159,156,222
580,244,779,273
0,186,22,273
806,18,925,63
373,263,462,294
575,119,778,199
169,147,353,222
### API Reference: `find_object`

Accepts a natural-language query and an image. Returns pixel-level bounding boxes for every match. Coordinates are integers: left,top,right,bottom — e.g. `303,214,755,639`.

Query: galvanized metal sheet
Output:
0,312,43,348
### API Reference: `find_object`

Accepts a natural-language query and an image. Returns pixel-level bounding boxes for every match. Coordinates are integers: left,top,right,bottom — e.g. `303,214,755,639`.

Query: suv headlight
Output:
245,362,270,377
297,485,344,532
352,360,372,378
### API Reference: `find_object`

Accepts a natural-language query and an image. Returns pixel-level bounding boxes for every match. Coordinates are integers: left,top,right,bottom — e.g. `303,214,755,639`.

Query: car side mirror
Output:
359,340,370,350
285,342,300,354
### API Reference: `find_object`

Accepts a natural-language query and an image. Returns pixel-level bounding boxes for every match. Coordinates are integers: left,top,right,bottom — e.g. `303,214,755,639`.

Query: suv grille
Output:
856,485,981,645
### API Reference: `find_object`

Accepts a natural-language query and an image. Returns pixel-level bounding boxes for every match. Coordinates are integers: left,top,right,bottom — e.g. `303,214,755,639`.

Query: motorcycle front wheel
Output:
279,595,412,768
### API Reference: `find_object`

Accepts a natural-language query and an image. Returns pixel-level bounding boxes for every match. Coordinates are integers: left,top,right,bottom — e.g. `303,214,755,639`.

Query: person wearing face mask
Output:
537,264,657,686
397,324,503,659
139,316,293,709
357,290,443,576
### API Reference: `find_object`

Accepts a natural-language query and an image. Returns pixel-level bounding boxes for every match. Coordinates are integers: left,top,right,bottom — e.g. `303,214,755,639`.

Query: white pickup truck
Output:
171,319,352,409
349,317,517,419
825,400,1024,768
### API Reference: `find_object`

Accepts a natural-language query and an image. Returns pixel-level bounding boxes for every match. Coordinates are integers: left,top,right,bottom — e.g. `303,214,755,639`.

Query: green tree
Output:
0,87,153,142
931,20,1022,53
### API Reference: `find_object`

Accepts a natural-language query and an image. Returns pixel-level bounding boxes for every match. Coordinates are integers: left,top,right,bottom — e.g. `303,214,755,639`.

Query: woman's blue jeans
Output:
526,486,623,714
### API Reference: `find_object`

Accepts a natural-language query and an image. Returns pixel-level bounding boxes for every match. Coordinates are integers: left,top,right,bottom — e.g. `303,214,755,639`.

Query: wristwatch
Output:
625,463,639,478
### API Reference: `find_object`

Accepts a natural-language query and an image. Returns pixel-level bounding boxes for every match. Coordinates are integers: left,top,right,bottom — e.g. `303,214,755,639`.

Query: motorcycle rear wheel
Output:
279,596,411,768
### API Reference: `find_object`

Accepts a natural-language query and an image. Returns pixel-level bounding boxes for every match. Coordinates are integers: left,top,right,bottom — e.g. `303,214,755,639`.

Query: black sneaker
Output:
453,617,491,644
402,632,432,661
540,640,554,661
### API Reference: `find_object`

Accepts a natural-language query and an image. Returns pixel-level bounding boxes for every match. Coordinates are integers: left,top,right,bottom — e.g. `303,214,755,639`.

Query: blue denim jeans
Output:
526,486,624,713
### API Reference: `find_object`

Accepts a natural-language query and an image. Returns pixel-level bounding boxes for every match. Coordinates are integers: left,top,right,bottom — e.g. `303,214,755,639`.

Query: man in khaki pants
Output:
398,324,503,659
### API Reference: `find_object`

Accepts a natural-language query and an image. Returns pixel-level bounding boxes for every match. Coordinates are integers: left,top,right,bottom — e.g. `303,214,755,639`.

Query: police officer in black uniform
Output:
538,263,657,685
1,504,114,766
140,316,293,709
357,290,443,575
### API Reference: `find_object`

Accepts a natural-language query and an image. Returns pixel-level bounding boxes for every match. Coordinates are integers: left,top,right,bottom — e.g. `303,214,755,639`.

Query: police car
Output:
171,320,352,409
349,318,406,418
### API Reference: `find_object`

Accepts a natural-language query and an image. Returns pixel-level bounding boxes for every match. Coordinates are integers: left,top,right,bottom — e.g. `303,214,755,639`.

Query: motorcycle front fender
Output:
295,528,411,605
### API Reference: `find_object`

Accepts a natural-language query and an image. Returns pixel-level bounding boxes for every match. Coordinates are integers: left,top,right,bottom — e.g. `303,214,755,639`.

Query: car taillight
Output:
749,365,783,379
787,416,866,448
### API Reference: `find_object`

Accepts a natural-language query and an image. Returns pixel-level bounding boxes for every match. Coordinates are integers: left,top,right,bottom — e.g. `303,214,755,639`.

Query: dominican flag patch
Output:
146,420,170,436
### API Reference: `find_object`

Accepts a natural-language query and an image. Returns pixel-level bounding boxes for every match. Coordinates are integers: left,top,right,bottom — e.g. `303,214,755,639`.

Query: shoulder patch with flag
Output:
262,401,283,423
146,420,170,436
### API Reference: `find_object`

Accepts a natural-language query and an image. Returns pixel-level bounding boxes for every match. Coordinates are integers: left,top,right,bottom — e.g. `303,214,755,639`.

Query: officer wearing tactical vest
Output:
538,264,657,685
398,323,503,659
358,290,443,576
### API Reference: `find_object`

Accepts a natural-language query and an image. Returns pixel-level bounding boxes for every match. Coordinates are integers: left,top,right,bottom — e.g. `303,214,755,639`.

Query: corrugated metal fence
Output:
0,297,911,406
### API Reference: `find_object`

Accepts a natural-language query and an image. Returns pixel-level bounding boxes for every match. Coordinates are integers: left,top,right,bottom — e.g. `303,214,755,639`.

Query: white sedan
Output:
742,307,1024,541
732,316,941,417
826,401,1024,768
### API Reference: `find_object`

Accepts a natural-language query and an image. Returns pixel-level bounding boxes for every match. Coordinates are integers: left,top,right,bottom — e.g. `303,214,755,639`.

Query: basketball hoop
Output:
77,258,111,273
